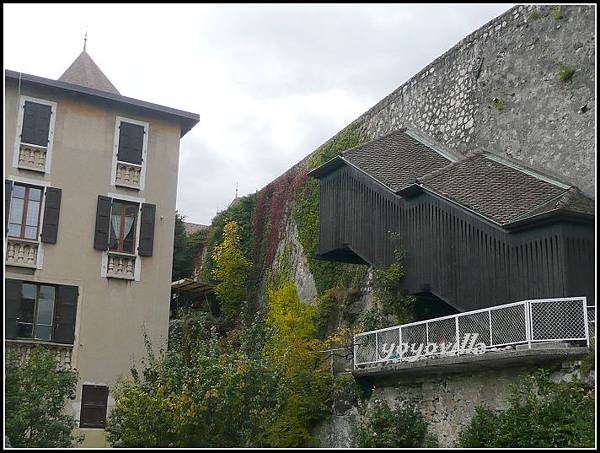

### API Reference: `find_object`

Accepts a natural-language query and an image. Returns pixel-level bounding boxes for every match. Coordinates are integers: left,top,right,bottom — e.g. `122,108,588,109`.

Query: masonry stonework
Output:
360,4,595,197
314,356,593,447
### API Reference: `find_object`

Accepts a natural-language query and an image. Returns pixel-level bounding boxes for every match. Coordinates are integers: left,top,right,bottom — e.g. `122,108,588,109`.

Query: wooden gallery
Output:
309,129,594,360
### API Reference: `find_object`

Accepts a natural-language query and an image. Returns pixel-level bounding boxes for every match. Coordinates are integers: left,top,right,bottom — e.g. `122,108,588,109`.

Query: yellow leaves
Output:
211,221,252,318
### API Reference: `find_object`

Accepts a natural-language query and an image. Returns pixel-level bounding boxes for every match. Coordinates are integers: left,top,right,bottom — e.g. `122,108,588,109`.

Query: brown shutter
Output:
41,187,62,244
138,203,156,257
5,179,12,234
94,195,112,250
80,385,109,428
5,279,22,340
21,101,52,146
53,285,78,344
117,122,144,165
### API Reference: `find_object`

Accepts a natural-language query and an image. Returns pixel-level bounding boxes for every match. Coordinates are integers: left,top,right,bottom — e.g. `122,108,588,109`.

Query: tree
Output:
5,347,80,447
172,212,194,281
211,221,252,320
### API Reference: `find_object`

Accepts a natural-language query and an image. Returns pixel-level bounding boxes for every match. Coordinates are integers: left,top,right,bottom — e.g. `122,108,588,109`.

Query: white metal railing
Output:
354,297,591,368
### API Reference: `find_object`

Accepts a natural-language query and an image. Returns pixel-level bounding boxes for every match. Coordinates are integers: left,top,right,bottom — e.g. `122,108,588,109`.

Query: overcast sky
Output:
4,3,511,225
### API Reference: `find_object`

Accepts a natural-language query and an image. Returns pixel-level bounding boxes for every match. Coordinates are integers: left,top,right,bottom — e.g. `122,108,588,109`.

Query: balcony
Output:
5,339,73,369
6,238,39,268
107,251,136,280
17,142,48,173
115,161,142,189
354,297,593,373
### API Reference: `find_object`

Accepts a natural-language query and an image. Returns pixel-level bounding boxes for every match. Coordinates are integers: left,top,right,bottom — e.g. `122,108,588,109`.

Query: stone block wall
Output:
360,4,595,197
314,355,594,447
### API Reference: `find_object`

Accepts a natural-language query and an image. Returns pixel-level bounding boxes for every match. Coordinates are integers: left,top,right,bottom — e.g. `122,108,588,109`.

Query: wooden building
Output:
309,129,595,312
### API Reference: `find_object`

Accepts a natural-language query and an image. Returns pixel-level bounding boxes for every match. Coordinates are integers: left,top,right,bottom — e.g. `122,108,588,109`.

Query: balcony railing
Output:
115,161,142,189
17,142,48,172
5,340,73,369
6,237,39,268
107,251,136,280
354,297,591,369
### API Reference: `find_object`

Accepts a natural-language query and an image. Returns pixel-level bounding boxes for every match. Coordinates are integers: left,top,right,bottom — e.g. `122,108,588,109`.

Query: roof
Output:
310,129,594,228
310,129,459,191
403,153,595,226
183,222,209,235
58,51,120,95
171,278,213,296
5,68,199,137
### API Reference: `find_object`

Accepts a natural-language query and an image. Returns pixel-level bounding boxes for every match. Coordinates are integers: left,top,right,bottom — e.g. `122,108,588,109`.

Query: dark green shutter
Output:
53,285,78,344
5,179,12,234
21,101,52,147
80,385,109,428
117,122,144,165
5,279,22,340
138,203,156,257
41,187,62,244
94,195,112,250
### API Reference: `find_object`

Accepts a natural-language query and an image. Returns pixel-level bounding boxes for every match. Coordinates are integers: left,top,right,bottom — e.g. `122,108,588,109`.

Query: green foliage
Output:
264,280,332,447
331,373,369,408
359,306,388,331
5,347,81,448
313,287,362,338
492,97,505,111
550,5,562,20
529,7,538,18
557,63,575,82
355,399,434,448
372,249,416,326
457,369,595,447
107,311,282,448
198,194,256,285
172,212,207,281
211,221,252,321
292,121,370,295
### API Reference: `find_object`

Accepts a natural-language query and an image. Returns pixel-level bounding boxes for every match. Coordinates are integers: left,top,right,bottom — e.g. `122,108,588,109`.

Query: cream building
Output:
4,50,199,446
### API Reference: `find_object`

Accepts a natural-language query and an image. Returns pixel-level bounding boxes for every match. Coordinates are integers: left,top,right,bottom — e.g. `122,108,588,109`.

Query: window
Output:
80,385,109,429
6,279,78,344
117,121,145,165
7,184,43,240
112,117,148,190
21,101,52,147
16,283,56,341
109,200,139,253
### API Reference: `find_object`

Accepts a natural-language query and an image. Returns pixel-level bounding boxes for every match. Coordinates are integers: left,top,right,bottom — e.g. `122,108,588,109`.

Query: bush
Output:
355,399,434,448
5,347,80,447
557,63,575,82
457,369,595,447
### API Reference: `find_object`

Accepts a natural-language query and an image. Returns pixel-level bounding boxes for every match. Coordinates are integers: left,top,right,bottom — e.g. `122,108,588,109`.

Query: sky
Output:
4,3,512,225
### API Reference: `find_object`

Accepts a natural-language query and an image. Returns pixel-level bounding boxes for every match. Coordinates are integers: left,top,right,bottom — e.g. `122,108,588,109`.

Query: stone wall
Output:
314,354,594,447
359,4,595,197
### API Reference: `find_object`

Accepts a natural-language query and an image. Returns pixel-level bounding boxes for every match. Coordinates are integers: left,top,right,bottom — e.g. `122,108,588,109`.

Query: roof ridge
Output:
417,153,484,184
340,127,408,157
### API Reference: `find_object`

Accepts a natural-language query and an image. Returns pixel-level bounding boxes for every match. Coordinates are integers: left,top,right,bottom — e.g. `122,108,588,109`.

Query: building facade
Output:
4,51,199,446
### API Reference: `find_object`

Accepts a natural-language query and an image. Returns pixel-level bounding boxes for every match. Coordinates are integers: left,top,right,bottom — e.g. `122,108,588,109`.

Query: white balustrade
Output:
6,238,39,268
115,161,142,189
18,143,48,172
107,252,136,279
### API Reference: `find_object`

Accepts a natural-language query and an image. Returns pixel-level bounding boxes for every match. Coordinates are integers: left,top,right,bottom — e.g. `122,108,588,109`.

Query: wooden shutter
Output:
53,285,78,344
41,187,62,244
94,195,112,250
5,279,22,340
117,122,144,165
138,203,156,257
80,385,109,428
5,179,12,233
21,101,52,147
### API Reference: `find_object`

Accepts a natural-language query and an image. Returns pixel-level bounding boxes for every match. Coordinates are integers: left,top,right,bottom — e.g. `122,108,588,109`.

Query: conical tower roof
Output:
58,51,120,95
